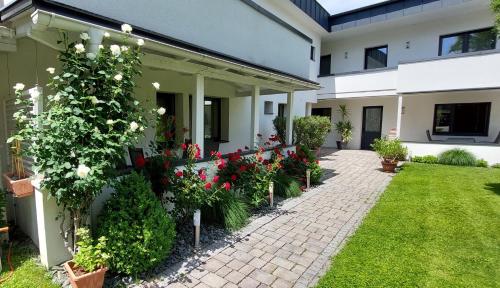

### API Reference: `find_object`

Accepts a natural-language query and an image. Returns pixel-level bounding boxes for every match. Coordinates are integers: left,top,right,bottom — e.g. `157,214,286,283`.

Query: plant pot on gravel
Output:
64,261,107,288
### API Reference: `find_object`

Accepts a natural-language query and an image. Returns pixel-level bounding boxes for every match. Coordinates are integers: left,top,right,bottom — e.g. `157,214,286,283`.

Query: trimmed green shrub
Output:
97,172,176,275
492,163,500,169
412,155,438,164
438,149,476,166
274,172,302,198
293,116,331,150
476,159,489,168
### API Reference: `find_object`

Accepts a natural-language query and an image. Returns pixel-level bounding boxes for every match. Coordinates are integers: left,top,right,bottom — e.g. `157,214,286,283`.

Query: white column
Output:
396,95,403,138
87,27,104,54
182,92,190,141
305,102,312,116
250,86,260,148
192,74,204,155
285,91,295,145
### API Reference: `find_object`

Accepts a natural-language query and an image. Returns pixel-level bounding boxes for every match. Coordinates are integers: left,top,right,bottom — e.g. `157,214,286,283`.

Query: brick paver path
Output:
154,149,394,288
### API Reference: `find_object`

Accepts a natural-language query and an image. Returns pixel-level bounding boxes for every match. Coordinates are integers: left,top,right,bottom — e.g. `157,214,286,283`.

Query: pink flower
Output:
223,182,231,191
181,143,187,151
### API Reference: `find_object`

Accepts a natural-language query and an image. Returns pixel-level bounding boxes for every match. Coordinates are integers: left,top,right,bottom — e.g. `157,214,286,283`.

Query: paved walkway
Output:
155,149,394,288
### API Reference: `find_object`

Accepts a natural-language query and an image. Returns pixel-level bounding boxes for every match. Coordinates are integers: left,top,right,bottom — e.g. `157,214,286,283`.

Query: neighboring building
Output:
315,0,500,163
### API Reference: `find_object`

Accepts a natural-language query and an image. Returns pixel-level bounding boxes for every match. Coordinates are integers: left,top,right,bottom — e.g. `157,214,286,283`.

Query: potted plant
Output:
64,228,109,288
334,105,352,150
371,137,408,172
293,116,331,156
2,139,33,197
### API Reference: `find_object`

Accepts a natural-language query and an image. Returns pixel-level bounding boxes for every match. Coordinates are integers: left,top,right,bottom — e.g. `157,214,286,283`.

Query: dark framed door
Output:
361,106,383,150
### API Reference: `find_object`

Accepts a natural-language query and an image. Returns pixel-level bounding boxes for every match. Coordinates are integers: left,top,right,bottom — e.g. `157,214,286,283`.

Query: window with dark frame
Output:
310,46,316,61
433,102,491,136
311,108,332,121
364,45,388,70
319,54,331,76
439,28,496,56
264,101,274,115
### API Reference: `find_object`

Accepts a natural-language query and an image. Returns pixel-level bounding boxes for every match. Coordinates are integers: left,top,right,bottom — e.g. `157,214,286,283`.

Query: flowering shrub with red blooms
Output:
138,148,177,200
216,146,283,207
283,145,323,186
168,144,228,220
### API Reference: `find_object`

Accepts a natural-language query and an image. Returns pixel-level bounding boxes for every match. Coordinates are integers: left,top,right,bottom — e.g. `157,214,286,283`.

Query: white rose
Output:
114,74,123,81
46,67,55,74
13,83,25,91
80,32,90,40
30,90,40,102
139,126,145,132
120,45,129,52
129,121,139,132
98,44,104,50
134,100,139,106
106,119,114,125
121,23,132,33
74,43,85,54
152,82,160,90
137,39,144,46
86,53,96,60
76,164,91,178
53,93,61,101
70,151,76,158
110,45,121,57
103,32,110,38
157,107,166,115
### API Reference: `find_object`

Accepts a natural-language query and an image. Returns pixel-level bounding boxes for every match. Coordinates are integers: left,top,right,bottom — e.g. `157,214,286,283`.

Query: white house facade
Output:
0,0,499,268
314,0,500,164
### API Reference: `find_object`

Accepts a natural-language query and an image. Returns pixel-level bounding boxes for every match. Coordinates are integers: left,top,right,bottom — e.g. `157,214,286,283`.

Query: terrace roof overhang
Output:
1,0,320,94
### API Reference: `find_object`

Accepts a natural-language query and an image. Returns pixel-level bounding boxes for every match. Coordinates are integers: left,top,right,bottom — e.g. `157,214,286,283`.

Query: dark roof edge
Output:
331,0,396,17
240,0,313,44
1,0,318,86
289,0,331,31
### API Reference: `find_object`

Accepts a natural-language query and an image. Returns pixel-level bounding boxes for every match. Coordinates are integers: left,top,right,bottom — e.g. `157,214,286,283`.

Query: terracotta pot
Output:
64,261,108,288
2,172,33,197
381,160,398,173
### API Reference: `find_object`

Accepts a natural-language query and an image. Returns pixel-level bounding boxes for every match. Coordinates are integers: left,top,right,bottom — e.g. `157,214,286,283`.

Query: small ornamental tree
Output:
8,25,156,253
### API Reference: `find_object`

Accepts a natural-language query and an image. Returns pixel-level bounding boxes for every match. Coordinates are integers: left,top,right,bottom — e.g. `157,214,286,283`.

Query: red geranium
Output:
135,155,146,169
204,182,212,190
223,182,231,191
175,171,183,177
212,175,220,183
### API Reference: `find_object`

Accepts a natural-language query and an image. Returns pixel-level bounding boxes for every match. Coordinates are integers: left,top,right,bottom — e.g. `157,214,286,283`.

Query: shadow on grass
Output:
485,183,500,196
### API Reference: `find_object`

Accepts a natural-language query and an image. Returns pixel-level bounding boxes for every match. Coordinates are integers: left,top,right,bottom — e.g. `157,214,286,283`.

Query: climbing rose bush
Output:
9,25,152,251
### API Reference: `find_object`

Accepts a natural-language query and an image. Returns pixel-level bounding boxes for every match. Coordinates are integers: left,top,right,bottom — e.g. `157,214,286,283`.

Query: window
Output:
204,97,221,140
319,55,331,76
433,102,491,136
439,28,496,56
264,101,274,115
311,108,332,121
310,46,316,61
365,45,388,69
278,103,286,118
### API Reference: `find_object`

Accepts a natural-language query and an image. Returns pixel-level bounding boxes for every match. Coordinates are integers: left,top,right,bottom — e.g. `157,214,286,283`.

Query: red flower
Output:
266,164,273,171
175,171,183,177
263,159,269,165
239,165,247,172
199,169,207,181
257,156,263,162
164,149,172,157
163,161,171,169
212,175,220,183
231,174,237,181
161,177,169,185
223,182,231,191
135,155,146,169
205,182,212,190
181,143,187,151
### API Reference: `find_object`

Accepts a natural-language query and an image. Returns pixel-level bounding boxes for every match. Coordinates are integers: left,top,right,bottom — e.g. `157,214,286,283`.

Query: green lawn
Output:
317,163,500,288
0,237,58,288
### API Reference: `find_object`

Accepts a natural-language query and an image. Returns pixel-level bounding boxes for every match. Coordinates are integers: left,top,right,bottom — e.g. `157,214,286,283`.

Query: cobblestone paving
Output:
153,149,394,288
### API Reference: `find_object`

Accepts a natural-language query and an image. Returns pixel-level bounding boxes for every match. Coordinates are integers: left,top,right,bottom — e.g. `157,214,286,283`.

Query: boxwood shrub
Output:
97,172,176,275
411,155,438,164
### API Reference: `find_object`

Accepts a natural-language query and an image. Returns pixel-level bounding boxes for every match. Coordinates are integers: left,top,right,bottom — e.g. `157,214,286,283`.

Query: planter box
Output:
381,160,398,173
2,172,33,197
64,261,107,288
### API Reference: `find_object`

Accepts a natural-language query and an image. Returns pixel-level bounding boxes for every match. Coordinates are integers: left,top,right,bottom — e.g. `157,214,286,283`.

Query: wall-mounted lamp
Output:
344,52,348,59
405,41,410,49
402,106,406,115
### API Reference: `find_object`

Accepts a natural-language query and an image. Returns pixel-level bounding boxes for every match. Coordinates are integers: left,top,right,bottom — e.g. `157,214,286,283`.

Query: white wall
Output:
400,90,500,143
322,7,496,74
54,0,312,79
313,96,398,149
